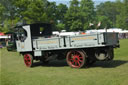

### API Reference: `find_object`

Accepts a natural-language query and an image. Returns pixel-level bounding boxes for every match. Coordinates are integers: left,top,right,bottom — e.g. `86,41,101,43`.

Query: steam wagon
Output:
8,23,120,68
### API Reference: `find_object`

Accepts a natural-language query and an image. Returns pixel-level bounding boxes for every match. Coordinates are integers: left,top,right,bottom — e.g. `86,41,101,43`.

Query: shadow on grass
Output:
32,60,128,68
33,60,68,67
92,60,128,68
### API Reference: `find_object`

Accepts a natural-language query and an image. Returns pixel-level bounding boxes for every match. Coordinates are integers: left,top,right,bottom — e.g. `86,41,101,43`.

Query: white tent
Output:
86,28,128,33
0,35,10,39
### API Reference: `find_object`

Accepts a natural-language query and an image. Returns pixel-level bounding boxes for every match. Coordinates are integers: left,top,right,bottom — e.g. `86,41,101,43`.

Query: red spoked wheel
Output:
66,50,87,68
24,54,33,67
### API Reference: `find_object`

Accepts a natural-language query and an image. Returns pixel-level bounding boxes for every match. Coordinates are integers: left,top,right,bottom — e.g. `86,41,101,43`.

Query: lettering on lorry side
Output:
38,40,57,44
21,45,24,48
72,36,95,41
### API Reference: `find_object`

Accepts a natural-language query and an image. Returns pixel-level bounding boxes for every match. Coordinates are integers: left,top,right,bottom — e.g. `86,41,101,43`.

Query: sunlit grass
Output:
0,39,128,85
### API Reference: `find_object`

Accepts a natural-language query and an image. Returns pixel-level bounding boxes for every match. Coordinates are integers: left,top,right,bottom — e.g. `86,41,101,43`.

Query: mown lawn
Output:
0,39,128,85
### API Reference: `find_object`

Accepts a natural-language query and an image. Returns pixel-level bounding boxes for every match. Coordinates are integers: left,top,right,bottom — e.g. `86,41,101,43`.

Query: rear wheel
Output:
108,47,114,60
24,54,33,67
95,47,114,61
66,50,87,68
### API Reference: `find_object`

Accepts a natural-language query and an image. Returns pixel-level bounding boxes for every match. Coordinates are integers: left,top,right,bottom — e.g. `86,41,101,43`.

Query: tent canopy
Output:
0,32,5,36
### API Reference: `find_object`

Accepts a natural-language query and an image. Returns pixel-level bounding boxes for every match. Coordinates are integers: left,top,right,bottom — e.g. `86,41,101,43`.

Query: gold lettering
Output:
72,37,95,40
39,40,57,44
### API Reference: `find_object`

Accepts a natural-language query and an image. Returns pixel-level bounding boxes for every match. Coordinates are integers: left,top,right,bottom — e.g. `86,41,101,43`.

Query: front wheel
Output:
24,54,33,67
66,50,87,68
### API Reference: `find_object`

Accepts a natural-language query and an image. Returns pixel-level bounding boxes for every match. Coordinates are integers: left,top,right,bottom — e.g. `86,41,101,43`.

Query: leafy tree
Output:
55,4,68,31
0,3,4,32
0,0,17,25
1,0,60,32
65,0,95,31
45,2,57,24
80,0,95,30
56,23,65,31
64,0,82,31
0,3,4,21
96,16,112,29
1,0,128,32
13,0,60,31
116,0,128,29
1,20,10,33
0,3,12,32
96,1,119,27
0,0,20,32
56,3,68,23
13,0,49,24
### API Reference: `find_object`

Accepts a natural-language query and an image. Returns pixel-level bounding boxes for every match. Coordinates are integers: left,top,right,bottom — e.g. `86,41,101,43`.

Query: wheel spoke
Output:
25,60,27,63
77,54,81,57
78,61,81,67
79,59,83,62
71,60,75,64
24,54,33,67
25,58,28,61
69,58,73,61
79,57,83,59
26,58,29,61
28,61,31,65
67,50,86,68
24,57,27,60
75,61,77,66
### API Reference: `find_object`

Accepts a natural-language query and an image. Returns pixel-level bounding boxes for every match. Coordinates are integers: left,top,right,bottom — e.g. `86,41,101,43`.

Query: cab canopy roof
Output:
16,23,52,37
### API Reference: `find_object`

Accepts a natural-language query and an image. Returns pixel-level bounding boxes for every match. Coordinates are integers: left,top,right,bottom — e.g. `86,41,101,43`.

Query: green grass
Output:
0,39,128,85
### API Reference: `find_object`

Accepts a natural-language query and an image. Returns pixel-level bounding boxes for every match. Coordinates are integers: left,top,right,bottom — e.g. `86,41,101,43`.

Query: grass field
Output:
0,39,128,85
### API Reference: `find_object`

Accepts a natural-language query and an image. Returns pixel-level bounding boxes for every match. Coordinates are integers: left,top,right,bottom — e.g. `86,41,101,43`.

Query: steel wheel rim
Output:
24,54,31,67
67,51,84,68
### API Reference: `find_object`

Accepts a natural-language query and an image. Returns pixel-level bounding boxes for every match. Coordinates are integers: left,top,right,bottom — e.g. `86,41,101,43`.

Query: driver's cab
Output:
16,25,32,52
15,23,52,52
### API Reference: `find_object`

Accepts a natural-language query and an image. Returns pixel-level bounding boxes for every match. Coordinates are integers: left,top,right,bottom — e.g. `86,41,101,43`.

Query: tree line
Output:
0,0,128,33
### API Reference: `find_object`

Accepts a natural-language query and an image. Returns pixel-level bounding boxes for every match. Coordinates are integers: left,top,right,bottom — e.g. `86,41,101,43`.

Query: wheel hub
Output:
24,54,32,67
67,51,84,68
